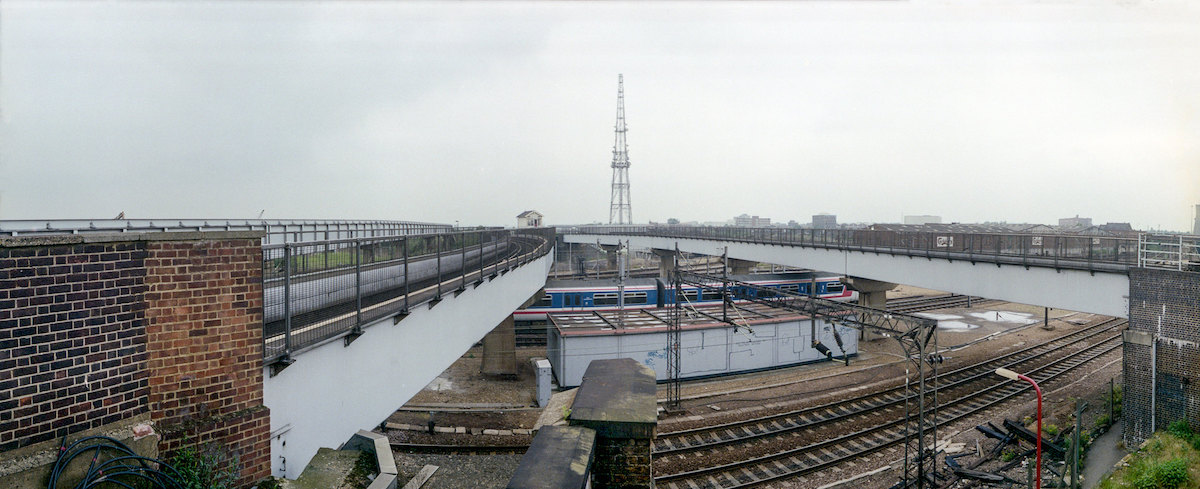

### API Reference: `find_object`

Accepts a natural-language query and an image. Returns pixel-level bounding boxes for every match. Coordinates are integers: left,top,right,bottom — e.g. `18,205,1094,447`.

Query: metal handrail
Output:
0,218,453,244
262,227,555,366
1139,234,1200,271
567,225,1145,274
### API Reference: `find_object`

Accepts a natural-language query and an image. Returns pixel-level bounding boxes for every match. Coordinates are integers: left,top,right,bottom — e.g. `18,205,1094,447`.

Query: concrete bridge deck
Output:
561,226,1167,318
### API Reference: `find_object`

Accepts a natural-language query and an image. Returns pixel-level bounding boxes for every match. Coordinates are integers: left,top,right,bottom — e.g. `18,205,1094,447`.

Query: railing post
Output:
461,231,467,291
479,231,485,282
283,243,293,357
403,237,410,313
355,239,363,328
1180,235,1185,271
436,234,443,299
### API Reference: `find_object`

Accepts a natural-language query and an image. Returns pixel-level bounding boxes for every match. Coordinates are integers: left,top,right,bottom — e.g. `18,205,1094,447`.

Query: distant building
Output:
1058,215,1092,230
516,210,543,228
903,215,942,225
1194,204,1200,235
1099,222,1135,236
734,214,770,227
812,214,838,229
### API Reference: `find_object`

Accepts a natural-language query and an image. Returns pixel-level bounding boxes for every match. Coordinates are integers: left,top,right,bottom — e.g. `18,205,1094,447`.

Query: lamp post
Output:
997,367,1043,489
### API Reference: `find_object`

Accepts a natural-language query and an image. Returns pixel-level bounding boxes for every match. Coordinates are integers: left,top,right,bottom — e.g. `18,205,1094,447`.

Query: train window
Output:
534,295,553,307
624,292,648,304
679,290,699,302
757,289,777,298
571,295,581,306
593,293,618,306
780,284,799,293
826,284,844,293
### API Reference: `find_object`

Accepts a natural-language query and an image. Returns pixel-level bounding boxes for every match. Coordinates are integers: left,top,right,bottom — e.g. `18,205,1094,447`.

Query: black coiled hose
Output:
48,434,183,489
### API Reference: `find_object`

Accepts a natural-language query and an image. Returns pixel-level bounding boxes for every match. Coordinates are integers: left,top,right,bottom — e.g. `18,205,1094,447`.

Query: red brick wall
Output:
0,234,270,487
0,242,149,452
143,239,270,486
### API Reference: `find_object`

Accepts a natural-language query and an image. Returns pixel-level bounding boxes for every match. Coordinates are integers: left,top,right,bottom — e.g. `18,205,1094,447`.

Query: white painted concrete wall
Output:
263,252,553,479
564,234,1129,318
550,319,856,387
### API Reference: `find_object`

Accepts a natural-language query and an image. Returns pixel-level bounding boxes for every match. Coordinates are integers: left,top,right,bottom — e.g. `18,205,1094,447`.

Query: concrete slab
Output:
284,448,360,489
533,388,577,432
568,358,657,439
505,426,595,489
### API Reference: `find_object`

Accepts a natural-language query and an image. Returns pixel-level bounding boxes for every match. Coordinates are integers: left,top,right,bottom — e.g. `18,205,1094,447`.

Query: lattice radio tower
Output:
609,74,632,225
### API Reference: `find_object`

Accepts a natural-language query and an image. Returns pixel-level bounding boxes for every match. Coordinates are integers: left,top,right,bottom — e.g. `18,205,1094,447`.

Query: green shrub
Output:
1001,449,1018,462
1096,414,1112,430
1045,424,1061,437
170,443,239,489
1165,420,1200,451
1135,458,1191,489
1156,458,1191,488
1167,421,1193,440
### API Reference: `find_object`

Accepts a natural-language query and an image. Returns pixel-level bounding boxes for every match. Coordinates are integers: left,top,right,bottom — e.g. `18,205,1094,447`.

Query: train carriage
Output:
514,272,856,321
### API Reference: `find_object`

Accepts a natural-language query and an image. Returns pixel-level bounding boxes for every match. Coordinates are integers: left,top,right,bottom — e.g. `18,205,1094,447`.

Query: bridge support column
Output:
846,277,897,341
652,249,676,279
729,258,755,275
568,358,657,489
481,315,518,377
601,245,620,269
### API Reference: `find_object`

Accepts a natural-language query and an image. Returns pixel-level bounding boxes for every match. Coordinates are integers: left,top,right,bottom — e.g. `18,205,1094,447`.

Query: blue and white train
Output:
514,272,856,321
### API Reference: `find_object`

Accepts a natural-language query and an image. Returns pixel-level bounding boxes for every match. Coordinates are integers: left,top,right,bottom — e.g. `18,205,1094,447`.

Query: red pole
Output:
1019,373,1044,489
997,368,1043,489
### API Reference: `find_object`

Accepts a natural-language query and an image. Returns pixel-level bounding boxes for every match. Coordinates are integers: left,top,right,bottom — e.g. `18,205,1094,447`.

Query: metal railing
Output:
262,227,554,365
0,219,453,244
1138,234,1200,271
569,225,1142,274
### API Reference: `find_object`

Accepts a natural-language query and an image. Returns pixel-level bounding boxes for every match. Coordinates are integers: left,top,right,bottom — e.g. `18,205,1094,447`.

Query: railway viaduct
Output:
564,226,1134,317
0,220,553,484
564,226,1200,447
1,220,1195,487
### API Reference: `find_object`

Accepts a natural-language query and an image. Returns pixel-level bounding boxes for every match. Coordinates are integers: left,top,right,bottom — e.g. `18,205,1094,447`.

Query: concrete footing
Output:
846,277,897,341
481,315,518,377
728,258,754,275
652,249,676,279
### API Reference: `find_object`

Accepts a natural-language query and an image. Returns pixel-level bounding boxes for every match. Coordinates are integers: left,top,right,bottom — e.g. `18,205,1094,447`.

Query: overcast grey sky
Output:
2,1,1197,230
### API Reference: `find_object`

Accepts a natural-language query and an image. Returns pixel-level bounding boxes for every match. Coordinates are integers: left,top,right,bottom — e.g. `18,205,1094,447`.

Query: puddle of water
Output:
938,320,980,330
967,311,1037,325
426,376,455,391
917,313,963,320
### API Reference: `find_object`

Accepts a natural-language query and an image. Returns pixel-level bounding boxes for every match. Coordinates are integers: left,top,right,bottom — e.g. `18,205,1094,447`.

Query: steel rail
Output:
653,318,1123,455
653,332,1123,488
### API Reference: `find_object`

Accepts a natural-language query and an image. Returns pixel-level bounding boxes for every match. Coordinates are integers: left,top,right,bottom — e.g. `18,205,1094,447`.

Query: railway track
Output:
651,318,1125,488
887,294,999,314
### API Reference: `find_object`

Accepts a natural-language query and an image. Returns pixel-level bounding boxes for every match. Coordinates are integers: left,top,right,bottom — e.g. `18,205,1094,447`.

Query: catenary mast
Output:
609,74,632,225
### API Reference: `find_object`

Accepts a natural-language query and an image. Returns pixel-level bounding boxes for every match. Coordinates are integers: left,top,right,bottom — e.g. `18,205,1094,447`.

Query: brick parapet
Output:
591,437,653,489
0,233,270,486
143,239,269,485
0,242,150,452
